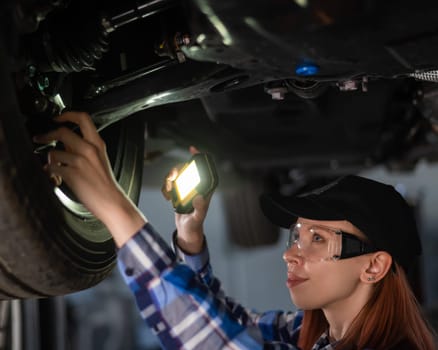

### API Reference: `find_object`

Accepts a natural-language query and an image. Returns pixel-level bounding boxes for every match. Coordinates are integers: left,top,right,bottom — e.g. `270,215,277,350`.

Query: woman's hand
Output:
33,112,146,247
162,147,213,255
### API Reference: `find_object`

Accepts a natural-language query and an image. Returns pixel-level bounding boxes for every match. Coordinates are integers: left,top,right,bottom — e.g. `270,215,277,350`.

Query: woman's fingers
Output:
161,167,179,201
44,149,84,187
34,125,104,170
43,161,74,185
192,193,211,218
33,126,83,151
47,149,81,167
189,146,200,155
33,112,103,152
50,174,63,187
55,112,102,147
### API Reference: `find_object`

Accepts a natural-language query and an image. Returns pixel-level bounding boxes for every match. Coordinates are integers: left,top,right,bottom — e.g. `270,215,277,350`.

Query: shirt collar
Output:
311,330,339,350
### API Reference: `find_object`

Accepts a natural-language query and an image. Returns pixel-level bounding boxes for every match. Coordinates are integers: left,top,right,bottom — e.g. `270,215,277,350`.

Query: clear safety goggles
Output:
287,222,376,262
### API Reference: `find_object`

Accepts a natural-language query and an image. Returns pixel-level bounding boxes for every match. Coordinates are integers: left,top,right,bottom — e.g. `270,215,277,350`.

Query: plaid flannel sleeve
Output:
118,223,301,349
118,223,264,349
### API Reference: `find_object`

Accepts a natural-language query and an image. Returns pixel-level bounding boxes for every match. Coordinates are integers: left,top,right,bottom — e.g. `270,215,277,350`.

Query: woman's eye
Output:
312,234,324,242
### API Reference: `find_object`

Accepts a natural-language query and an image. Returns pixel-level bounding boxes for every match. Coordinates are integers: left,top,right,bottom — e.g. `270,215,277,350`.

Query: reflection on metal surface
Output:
54,188,94,218
11,300,22,350
294,0,308,8
197,2,233,45
53,93,66,110
145,91,173,106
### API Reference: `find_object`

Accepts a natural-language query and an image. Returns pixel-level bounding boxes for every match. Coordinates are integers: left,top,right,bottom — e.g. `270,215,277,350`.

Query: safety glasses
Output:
287,222,377,262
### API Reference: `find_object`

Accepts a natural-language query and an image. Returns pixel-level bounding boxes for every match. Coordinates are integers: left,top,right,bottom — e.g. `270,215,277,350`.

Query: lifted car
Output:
1,0,438,300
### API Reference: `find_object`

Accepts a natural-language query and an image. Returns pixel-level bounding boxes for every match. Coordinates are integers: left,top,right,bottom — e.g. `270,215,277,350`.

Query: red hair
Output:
298,263,436,350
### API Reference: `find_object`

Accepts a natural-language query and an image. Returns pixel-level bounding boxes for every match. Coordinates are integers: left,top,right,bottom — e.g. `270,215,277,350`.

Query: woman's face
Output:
283,218,371,311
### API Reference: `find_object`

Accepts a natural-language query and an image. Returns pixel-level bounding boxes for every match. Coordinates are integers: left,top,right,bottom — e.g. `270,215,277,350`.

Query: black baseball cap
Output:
259,175,422,270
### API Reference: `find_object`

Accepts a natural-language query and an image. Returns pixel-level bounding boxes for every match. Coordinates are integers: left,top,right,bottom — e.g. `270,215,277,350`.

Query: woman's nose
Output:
283,244,302,265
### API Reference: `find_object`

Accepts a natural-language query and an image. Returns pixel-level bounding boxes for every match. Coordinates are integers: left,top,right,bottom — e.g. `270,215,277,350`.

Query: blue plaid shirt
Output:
117,223,337,350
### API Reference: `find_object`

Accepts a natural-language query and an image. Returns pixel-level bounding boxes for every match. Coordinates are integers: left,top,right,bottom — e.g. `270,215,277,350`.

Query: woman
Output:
281,219,433,349
35,112,437,349
259,175,437,349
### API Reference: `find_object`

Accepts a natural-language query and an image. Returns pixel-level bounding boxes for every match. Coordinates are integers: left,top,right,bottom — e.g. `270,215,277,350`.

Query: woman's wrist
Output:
175,231,205,255
100,191,148,247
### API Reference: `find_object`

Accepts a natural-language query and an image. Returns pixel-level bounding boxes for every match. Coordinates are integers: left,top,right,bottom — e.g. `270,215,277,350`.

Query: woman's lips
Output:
286,274,308,288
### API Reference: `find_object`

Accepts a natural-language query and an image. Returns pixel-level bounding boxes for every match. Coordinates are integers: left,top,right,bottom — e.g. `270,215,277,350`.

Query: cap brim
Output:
259,193,345,228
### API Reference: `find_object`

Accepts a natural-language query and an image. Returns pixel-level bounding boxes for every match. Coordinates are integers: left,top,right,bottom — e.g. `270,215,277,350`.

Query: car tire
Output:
0,28,144,299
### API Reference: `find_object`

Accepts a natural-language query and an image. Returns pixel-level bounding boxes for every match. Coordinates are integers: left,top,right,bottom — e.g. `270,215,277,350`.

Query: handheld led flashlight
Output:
171,153,218,214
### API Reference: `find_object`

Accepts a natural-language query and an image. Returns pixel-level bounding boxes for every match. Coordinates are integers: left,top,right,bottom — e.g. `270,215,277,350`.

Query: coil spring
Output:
410,70,438,83
41,15,109,73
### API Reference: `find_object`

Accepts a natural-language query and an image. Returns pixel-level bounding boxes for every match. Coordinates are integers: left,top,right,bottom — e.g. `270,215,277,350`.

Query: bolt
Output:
34,96,48,113
181,34,191,46
362,76,368,92
176,51,186,63
101,17,114,33
267,87,287,100
196,34,207,45
175,33,190,47
37,76,49,91
27,65,37,78
338,80,359,92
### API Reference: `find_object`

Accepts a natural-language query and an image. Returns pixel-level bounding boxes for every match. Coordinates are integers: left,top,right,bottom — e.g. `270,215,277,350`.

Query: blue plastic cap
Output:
295,63,319,76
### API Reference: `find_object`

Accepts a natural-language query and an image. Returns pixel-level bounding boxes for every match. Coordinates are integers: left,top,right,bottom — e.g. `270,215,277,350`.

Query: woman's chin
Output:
289,291,320,310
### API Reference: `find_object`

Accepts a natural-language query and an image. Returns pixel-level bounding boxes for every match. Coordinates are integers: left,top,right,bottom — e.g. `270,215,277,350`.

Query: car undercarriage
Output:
16,0,438,179
1,0,438,298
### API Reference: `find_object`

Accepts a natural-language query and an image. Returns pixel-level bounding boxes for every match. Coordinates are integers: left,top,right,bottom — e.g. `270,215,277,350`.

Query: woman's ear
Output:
360,251,393,283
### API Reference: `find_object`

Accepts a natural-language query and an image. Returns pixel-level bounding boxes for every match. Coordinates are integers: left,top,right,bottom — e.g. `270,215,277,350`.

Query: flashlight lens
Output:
175,161,201,200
